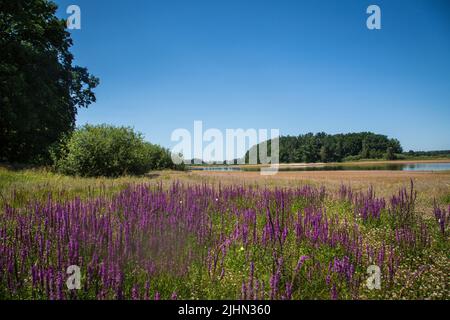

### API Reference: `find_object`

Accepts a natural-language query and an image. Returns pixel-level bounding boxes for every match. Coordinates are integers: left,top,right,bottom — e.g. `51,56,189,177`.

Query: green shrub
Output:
51,124,175,177
342,155,362,162
384,147,396,160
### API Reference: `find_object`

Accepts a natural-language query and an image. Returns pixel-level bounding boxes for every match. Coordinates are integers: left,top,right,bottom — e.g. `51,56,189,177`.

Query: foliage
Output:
403,150,450,160
0,0,99,163
385,147,396,160
51,124,176,177
246,132,403,164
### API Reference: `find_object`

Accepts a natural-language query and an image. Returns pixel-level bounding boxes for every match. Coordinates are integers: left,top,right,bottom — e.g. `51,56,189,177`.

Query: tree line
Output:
0,1,179,176
0,0,98,164
246,132,403,164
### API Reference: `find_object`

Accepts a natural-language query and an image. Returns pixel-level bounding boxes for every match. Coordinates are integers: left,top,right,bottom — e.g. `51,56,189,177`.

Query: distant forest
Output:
245,132,403,164
403,150,450,159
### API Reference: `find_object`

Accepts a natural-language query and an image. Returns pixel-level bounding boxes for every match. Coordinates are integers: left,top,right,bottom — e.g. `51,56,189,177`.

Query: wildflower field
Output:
0,168,448,300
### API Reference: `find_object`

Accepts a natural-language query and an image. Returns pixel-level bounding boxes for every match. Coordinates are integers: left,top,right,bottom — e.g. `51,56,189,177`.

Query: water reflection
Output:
190,162,450,172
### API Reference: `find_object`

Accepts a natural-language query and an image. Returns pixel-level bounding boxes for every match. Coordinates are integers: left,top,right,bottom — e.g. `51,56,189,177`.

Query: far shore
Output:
189,158,450,169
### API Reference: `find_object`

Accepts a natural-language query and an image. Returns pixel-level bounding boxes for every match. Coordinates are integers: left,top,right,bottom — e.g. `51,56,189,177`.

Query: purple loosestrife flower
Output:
354,187,385,222
331,284,338,300
387,246,399,283
377,244,386,268
31,264,39,288
294,256,309,274
281,227,288,244
284,282,293,300
246,261,255,299
131,284,140,300
331,256,354,284
56,272,64,300
241,281,247,300
144,281,151,300
326,274,331,286
269,257,283,300
269,272,279,300
433,201,449,236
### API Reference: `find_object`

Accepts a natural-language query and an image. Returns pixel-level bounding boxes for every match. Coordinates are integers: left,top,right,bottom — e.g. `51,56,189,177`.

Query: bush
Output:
51,124,175,177
384,147,396,160
342,155,362,162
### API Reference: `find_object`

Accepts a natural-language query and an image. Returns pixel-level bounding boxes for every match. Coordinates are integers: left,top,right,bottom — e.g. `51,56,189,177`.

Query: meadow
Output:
0,166,448,300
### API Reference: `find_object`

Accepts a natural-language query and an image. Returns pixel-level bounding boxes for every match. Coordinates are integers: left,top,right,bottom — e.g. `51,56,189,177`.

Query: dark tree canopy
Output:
246,132,403,164
0,0,99,163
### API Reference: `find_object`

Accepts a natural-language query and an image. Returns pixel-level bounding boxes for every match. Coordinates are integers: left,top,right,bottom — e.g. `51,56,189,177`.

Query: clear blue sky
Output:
55,0,450,152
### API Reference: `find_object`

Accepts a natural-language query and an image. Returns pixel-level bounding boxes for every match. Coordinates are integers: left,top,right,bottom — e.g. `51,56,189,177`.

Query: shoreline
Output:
189,158,450,170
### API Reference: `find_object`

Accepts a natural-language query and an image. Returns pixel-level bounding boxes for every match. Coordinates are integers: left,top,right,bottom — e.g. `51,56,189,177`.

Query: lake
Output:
190,162,450,172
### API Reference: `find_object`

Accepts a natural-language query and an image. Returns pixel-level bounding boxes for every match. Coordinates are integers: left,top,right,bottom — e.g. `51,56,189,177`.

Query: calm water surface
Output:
191,163,450,172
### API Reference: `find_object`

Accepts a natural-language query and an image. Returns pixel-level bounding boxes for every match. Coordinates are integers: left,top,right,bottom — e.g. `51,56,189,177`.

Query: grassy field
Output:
188,170,450,210
3,166,449,210
0,166,448,300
